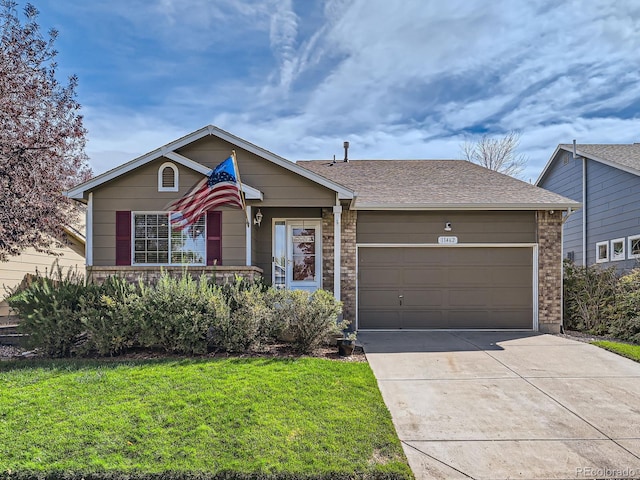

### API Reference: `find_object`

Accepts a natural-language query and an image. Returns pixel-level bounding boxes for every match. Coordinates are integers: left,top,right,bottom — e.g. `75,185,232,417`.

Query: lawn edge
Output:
591,340,640,363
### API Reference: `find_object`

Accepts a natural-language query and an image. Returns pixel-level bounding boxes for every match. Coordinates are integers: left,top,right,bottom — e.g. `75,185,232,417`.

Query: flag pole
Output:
231,150,250,227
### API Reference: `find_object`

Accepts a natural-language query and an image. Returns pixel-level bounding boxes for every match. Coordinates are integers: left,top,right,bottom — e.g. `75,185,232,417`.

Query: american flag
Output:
167,156,244,230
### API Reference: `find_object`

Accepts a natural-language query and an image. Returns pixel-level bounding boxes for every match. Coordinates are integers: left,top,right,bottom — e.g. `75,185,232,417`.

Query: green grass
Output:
0,357,412,478
592,340,640,362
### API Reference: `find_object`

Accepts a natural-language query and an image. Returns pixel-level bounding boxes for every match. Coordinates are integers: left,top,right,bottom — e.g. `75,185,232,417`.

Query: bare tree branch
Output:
460,130,528,178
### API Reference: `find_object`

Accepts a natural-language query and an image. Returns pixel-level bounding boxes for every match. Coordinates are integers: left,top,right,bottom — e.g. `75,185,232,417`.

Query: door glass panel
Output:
291,228,316,281
273,221,286,289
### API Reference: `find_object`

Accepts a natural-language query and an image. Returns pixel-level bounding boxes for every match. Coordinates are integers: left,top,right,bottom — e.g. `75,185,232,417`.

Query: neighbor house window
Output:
629,235,640,259
596,241,609,263
158,162,179,192
611,238,625,261
132,213,205,265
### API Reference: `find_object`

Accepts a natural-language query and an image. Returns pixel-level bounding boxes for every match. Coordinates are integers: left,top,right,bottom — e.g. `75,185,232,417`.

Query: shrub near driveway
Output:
0,358,413,479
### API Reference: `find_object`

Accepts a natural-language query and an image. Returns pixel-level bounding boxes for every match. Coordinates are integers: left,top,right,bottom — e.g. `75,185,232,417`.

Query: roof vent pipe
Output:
573,139,577,159
343,141,349,162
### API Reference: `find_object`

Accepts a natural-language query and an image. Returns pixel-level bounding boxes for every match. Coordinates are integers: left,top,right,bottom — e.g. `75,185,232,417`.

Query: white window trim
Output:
131,211,206,266
595,241,609,263
158,162,179,192
628,235,640,260
610,237,625,262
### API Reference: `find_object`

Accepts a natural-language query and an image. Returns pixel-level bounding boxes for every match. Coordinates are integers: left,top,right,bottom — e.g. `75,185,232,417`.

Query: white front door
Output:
272,219,322,292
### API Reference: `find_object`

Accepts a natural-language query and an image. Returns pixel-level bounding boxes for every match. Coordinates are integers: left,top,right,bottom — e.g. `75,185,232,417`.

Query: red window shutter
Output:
206,211,222,266
116,211,131,266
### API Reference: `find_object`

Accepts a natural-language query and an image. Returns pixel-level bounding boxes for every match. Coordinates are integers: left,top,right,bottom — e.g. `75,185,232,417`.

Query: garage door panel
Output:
403,268,446,285
403,310,446,329
403,289,443,306
485,310,532,329
448,289,489,307
358,247,533,330
359,289,400,308
447,267,489,286
360,247,402,264
358,267,401,287
359,309,401,329
447,310,491,328
490,287,532,307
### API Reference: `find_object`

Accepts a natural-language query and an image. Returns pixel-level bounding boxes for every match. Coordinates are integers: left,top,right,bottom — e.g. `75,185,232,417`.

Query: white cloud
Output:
60,0,640,183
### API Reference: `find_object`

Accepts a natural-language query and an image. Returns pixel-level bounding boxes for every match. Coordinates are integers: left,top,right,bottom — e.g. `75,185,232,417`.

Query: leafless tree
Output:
461,130,527,178
0,1,91,261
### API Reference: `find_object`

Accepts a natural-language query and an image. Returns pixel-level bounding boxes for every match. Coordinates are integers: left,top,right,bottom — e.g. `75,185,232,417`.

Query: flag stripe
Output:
165,156,244,231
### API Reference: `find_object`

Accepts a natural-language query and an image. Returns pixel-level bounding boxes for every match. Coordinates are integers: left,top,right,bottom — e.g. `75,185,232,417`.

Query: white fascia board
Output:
352,202,583,211
64,125,352,200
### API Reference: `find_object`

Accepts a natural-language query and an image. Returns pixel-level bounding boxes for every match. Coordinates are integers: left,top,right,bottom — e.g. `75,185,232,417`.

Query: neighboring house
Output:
65,126,579,333
0,225,85,319
536,143,640,272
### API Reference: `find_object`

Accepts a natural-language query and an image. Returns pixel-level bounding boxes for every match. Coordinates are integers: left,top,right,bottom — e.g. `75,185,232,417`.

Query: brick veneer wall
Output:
87,265,263,286
340,210,357,322
321,208,357,324
537,210,563,333
321,209,334,294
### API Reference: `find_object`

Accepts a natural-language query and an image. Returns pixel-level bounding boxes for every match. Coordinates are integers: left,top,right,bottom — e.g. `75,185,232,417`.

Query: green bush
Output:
7,266,88,357
563,260,617,334
609,269,640,344
137,273,228,355
211,280,280,352
77,276,143,356
279,289,344,354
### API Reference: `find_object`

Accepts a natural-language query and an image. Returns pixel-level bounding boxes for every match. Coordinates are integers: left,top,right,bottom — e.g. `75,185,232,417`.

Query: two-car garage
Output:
357,246,535,330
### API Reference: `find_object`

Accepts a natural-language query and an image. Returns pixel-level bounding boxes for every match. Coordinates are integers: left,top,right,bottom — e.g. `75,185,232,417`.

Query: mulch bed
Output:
0,342,367,362
557,329,636,345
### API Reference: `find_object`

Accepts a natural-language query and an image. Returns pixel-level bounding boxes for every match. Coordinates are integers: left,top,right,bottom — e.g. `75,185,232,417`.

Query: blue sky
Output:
32,0,640,182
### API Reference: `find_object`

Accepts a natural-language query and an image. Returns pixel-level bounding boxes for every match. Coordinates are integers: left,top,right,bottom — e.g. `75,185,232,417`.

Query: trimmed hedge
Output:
8,270,346,357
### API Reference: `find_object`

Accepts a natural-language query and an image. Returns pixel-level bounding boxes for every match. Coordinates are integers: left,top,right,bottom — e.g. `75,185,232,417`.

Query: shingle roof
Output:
298,159,579,210
559,144,640,174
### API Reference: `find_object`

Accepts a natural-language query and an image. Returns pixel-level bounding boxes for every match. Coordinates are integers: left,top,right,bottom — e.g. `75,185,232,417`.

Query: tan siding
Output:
0,245,84,317
92,158,247,266
178,136,336,207
357,211,536,244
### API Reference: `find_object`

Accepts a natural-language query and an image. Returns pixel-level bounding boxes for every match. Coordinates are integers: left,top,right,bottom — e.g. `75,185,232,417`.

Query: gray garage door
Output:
358,247,533,329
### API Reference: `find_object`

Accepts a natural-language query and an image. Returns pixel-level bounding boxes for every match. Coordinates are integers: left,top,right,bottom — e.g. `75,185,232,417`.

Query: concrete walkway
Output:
360,331,640,480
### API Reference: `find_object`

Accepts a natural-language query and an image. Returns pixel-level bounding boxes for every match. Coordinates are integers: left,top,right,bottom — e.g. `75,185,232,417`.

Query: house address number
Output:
438,236,458,244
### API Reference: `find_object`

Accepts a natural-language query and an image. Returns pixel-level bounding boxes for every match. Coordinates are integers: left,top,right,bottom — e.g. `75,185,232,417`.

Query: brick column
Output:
537,210,563,333
321,208,334,294
340,210,357,324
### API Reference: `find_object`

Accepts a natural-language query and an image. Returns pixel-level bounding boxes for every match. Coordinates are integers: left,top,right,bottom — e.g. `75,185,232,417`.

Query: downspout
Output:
582,158,586,265
574,140,587,265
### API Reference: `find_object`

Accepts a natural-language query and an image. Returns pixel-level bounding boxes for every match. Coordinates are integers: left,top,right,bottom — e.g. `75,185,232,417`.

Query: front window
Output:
133,213,205,265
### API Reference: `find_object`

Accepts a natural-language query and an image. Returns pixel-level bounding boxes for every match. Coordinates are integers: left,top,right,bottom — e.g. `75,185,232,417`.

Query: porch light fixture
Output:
444,222,452,232
254,208,263,227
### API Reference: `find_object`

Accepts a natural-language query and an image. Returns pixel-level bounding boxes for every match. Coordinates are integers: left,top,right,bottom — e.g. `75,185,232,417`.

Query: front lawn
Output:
592,340,640,363
0,357,412,479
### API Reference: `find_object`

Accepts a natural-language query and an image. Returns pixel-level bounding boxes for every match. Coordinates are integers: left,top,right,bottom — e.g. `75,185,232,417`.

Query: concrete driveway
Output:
360,331,640,480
